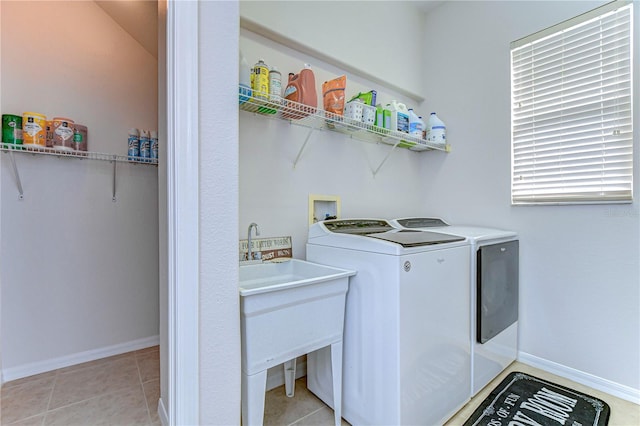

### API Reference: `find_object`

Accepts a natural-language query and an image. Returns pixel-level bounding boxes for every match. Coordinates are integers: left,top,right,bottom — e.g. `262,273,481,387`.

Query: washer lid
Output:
395,217,449,228
323,219,394,235
367,230,464,247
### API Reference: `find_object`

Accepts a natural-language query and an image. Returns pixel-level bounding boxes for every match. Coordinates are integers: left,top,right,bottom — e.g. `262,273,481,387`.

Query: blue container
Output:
139,130,151,163
128,128,139,161
150,130,158,161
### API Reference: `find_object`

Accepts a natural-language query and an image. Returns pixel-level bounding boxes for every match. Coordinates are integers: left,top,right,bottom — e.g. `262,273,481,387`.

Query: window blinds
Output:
511,2,633,204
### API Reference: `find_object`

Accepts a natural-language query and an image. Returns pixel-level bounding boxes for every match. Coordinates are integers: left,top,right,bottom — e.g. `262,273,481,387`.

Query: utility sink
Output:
239,258,355,297
239,259,355,375
239,259,355,426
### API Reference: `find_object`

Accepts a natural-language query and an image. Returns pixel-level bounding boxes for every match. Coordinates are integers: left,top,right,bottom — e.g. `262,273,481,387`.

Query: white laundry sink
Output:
239,259,355,426
239,258,354,296
239,259,355,375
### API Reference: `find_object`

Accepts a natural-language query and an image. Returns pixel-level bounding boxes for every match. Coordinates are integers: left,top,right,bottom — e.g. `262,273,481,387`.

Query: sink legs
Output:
284,358,297,397
330,341,343,426
241,341,343,426
241,369,267,426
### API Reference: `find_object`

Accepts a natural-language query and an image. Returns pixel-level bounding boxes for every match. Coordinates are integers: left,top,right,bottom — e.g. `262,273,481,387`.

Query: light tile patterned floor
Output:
3,351,638,426
263,362,640,426
445,362,640,426
0,346,160,426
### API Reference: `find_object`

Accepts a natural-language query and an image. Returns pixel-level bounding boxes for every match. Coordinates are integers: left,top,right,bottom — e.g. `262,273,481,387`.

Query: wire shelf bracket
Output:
8,150,24,200
293,128,315,169
112,156,118,202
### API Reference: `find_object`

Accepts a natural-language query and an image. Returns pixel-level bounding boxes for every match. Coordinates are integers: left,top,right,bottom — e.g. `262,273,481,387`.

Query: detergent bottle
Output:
383,108,392,130
387,101,410,133
269,66,282,103
375,104,384,128
408,108,421,137
282,63,318,119
426,112,447,145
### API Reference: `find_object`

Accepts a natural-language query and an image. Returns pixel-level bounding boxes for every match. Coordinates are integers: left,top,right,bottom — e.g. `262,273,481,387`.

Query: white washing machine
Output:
391,217,519,397
306,219,472,426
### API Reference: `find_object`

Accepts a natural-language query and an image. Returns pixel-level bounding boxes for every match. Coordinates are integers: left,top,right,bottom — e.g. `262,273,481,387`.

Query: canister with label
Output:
139,129,150,162
128,128,139,161
150,130,158,161
22,112,47,148
72,124,88,153
52,117,75,151
2,114,23,146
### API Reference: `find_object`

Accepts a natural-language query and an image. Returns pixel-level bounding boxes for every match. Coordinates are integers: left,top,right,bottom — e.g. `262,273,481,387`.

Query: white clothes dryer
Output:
306,219,472,426
391,217,519,397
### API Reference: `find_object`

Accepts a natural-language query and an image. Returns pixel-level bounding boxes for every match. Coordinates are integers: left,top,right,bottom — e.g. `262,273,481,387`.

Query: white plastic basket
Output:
361,104,376,125
344,100,376,126
344,100,364,122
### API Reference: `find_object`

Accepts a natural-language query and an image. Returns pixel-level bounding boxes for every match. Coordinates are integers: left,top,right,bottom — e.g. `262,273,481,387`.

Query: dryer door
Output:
477,240,519,344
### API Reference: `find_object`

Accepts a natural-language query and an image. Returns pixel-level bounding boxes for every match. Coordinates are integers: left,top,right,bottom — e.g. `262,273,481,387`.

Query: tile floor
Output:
3,350,639,426
262,361,640,426
0,346,160,426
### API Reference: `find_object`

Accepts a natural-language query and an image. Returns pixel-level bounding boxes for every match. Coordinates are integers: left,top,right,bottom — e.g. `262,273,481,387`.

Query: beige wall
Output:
1,1,159,378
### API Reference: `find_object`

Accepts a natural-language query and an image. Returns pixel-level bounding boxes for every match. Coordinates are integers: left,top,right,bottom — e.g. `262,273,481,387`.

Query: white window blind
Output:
511,1,633,205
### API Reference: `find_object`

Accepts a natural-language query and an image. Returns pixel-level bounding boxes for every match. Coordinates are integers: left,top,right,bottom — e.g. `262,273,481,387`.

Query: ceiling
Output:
415,1,446,14
94,0,445,60
95,0,158,58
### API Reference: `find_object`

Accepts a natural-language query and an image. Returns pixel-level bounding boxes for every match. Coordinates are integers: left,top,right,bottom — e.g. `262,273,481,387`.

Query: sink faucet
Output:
247,223,260,261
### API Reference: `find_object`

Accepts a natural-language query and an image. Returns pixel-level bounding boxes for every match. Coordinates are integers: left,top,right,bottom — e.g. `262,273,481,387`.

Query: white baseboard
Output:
518,351,640,405
1,335,160,384
158,396,169,426
266,356,307,391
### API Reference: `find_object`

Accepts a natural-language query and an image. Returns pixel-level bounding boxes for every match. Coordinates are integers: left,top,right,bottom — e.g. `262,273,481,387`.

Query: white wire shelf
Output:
0,143,158,165
238,88,450,154
0,142,157,202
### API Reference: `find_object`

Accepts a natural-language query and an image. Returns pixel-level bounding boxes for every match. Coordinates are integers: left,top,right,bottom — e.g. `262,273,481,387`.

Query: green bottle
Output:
375,104,384,128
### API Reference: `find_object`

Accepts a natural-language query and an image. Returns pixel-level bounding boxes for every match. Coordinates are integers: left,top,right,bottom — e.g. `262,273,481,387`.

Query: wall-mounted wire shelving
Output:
238,87,450,176
0,143,157,202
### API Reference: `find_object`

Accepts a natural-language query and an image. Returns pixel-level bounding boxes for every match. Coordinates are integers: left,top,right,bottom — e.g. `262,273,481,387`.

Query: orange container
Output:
52,117,75,151
282,64,317,120
22,112,47,148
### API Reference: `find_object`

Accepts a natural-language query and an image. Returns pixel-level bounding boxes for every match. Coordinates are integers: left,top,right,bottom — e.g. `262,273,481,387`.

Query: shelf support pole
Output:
372,141,401,177
293,128,314,168
8,150,24,200
112,155,117,202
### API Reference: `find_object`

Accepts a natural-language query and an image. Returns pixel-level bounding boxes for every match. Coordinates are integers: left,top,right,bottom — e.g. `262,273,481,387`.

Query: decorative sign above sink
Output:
239,236,292,262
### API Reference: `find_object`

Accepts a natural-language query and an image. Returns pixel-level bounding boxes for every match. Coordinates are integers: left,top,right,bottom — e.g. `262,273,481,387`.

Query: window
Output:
511,1,633,204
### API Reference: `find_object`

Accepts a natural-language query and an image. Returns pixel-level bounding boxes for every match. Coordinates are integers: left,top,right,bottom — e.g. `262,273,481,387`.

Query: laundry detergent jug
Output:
387,101,410,133
426,112,446,145
282,64,317,119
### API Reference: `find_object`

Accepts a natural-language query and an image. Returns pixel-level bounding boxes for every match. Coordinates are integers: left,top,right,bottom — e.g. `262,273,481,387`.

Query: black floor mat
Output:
463,371,610,426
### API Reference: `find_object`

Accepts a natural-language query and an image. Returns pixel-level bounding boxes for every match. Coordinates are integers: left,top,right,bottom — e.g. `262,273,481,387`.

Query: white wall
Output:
239,2,457,389
240,28,444,261
420,0,639,396
198,1,240,425
199,1,241,424
239,0,639,401
240,1,426,101
235,1,639,417
157,0,169,418
239,0,439,396
1,1,159,377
